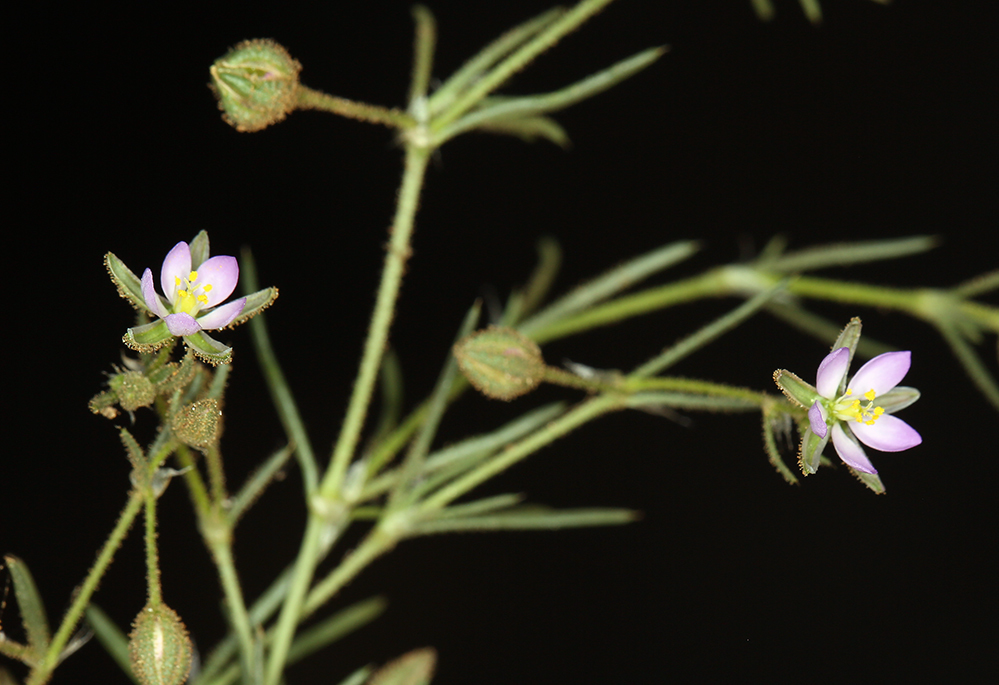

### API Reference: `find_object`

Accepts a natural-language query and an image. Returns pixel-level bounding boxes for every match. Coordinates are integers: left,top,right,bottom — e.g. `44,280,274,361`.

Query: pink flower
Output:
141,241,246,337
807,347,921,474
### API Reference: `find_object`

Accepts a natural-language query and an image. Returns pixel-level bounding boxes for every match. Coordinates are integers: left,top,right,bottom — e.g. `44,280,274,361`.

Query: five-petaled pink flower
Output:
807,348,922,474
141,241,246,337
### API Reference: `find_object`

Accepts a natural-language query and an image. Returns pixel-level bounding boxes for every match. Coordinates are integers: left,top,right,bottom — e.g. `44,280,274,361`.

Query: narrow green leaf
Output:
937,323,999,411
432,493,525,519
437,47,666,144
428,7,565,115
0,636,32,666
412,506,639,535
761,408,799,485
4,556,50,656
626,392,760,413
519,237,562,321
408,6,436,108
760,236,938,273
367,647,436,685
632,281,786,378
286,596,388,666
520,240,700,338
952,269,999,299
85,605,139,684
119,428,146,471
798,0,823,24
335,665,374,685
763,301,894,358
227,443,295,526
367,350,405,453
389,302,482,509
474,113,570,148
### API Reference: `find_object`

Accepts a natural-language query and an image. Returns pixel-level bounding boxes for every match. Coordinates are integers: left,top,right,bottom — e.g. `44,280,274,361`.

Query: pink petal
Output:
196,255,239,306
164,312,202,337
161,242,191,304
849,413,922,452
848,351,911,397
816,347,850,399
831,422,877,474
196,297,246,330
808,401,828,438
141,268,170,319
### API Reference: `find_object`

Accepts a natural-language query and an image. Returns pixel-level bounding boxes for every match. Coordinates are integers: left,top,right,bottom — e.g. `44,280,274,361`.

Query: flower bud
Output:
110,370,157,412
171,398,220,448
453,327,545,401
128,603,192,685
209,39,301,132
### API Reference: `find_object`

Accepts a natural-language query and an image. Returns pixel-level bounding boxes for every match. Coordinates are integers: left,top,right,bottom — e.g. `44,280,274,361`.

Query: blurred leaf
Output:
758,236,937,273
86,604,138,683
227,443,295,526
4,556,49,657
286,597,388,666
413,505,639,534
367,647,436,685
521,240,700,339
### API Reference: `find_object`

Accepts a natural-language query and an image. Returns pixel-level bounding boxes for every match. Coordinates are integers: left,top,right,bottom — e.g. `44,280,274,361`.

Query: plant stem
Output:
264,143,432,685
296,87,415,129
28,491,143,685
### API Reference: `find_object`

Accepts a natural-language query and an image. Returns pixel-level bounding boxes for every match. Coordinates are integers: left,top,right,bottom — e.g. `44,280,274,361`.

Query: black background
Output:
6,1,997,683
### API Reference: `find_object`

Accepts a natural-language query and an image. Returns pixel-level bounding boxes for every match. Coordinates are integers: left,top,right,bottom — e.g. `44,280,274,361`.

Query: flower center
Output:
173,270,214,316
831,388,885,426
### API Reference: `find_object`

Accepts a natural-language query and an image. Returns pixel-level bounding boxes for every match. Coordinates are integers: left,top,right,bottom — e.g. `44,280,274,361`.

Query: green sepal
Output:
124,320,173,352
831,317,863,394
773,369,819,408
367,648,436,685
188,230,210,269
228,286,279,328
3,555,50,661
798,427,828,475
285,596,388,666
106,252,152,315
183,331,232,366
850,468,886,495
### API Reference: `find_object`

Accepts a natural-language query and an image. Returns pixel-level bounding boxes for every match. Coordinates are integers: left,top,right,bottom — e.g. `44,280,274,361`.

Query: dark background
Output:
6,1,996,683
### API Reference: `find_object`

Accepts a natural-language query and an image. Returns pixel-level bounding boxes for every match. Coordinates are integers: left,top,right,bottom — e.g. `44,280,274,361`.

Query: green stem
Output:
28,491,143,685
323,145,432,497
208,534,256,683
266,144,430,685
143,491,162,606
296,87,415,129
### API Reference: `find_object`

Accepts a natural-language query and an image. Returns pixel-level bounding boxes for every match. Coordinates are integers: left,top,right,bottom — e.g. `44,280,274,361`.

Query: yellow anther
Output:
189,270,198,282
197,294,208,304
174,276,182,287
864,389,877,401
178,289,189,298
203,284,213,293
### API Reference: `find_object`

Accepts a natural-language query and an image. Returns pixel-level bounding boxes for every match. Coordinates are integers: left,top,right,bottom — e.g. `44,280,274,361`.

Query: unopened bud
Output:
171,398,220,448
210,39,301,132
453,327,545,401
111,370,157,411
128,603,192,685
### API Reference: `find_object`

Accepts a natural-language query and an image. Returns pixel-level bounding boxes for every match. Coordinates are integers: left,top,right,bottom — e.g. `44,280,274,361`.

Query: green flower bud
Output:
110,370,157,412
209,39,301,132
453,327,545,401
171,398,220,448
128,603,192,685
